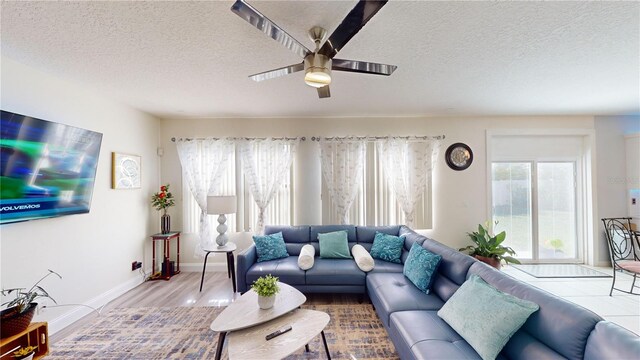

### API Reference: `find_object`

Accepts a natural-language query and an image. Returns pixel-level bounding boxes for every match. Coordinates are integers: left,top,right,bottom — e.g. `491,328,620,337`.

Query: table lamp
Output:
207,195,237,247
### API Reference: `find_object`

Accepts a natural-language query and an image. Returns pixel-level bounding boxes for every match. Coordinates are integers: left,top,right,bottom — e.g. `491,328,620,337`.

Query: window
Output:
182,147,294,233
489,134,585,263
322,142,433,228
491,162,533,258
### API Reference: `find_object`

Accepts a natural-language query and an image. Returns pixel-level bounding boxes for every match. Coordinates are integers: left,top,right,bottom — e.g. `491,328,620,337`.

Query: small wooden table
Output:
0,322,49,360
150,232,181,280
200,242,237,293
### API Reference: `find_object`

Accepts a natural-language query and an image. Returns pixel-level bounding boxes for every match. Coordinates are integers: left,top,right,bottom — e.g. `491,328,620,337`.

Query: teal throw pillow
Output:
370,232,405,264
318,231,352,259
403,243,442,293
437,275,540,360
253,232,289,263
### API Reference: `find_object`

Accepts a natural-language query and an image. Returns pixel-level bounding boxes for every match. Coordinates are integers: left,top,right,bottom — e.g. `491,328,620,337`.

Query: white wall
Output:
0,57,161,334
595,115,640,265
160,116,595,267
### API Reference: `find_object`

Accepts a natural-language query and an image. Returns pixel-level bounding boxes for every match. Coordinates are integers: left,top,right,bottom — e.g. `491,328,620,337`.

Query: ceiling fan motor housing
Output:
304,53,332,88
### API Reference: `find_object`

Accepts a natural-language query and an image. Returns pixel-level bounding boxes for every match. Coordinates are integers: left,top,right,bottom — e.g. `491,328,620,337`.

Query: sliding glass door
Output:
492,161,579,262
537,162,577,260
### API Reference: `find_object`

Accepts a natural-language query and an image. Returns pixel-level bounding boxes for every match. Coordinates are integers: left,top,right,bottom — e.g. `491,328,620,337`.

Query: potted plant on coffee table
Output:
459,222,520,270
251,275,280,310
1,269,62,338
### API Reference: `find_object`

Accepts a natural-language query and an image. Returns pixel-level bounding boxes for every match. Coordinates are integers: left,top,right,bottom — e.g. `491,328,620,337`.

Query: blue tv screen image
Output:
1,110,103,224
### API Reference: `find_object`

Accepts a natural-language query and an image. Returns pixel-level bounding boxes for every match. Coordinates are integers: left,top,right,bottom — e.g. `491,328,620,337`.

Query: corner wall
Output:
0,57,161,334
594,115,640,265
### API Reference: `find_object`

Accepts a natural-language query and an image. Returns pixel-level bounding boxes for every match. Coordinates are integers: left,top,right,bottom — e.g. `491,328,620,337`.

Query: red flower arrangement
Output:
151,184,175,214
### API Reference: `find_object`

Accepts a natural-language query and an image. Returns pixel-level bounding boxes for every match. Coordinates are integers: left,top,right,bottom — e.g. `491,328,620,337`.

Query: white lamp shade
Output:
207,195,237,215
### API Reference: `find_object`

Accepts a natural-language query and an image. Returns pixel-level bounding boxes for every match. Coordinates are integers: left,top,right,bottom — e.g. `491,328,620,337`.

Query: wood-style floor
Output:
50,271,360,344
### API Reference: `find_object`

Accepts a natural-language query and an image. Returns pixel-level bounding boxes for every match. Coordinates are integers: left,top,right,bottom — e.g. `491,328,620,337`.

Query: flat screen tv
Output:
1,110,103,224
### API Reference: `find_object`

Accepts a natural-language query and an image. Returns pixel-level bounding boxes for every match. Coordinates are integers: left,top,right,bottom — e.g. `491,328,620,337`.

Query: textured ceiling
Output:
1,1,639,118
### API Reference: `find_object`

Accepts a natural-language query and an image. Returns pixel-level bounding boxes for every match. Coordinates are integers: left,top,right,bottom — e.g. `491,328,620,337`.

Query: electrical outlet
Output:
131,261,142,271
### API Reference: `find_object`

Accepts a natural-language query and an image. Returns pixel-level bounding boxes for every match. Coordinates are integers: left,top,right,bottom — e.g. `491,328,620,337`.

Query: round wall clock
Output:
445,143,473,171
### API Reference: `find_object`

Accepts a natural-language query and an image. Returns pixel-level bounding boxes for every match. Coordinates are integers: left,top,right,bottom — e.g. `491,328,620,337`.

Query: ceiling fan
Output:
231,0,397,99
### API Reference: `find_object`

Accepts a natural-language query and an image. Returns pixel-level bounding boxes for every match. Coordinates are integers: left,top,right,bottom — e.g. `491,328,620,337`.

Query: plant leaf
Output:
502,256,521,264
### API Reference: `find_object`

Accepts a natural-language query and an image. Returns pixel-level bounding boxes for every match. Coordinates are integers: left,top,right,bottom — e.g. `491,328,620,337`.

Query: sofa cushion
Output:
246,256,305,286
399,225,427,250
311,225,357,242
356,225,401,243
390,310,482,360
265,225,310,256
403,242,442,293
369,259,404,274
467,262,602,360
253,232,289,262
311,225,357,255
298,244,315,270
318,230,352,259
437,274,539,360
584,321,640,360
305,258,365,285
367,272,444,328
370,232,405,263
351,244,374,272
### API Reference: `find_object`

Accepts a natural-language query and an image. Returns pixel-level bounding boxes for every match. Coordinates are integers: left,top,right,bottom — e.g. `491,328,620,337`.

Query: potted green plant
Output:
459,222,520,269
251,275,280,309
1,269,62,338
12,346,37,360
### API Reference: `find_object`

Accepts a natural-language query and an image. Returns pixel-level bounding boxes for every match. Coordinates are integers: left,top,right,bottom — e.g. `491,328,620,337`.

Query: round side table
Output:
200,242,237,293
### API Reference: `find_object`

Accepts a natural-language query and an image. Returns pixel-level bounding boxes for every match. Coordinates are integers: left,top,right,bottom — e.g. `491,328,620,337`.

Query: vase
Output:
18,353,34,360
161,213,171,234
258,295,275,309
474,255,502,270
0,302,37,338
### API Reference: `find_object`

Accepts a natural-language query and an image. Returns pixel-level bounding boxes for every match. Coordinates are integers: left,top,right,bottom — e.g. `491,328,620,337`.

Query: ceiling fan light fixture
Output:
304,54,332,88
304,70,331,88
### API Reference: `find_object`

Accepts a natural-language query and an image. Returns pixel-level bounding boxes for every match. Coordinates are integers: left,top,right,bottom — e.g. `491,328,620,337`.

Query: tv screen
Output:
0,110,103,224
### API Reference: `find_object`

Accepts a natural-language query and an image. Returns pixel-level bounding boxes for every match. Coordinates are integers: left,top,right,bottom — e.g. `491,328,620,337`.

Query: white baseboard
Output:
180,262,227,273
46,272,147,335
595,260,612,267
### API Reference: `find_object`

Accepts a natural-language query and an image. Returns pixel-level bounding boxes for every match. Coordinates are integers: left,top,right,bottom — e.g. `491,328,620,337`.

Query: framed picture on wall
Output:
112,152,141,189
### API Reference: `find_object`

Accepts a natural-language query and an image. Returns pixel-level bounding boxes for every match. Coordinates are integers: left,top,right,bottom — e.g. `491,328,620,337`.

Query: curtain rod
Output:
310,135,446,141
171,136,304,142
171,135,446,142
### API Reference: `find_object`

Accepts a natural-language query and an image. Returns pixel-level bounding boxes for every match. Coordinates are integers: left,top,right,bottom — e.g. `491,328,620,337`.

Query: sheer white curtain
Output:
320,139,366,224
376,138,439,228
176,139,234,256
238,138,298,234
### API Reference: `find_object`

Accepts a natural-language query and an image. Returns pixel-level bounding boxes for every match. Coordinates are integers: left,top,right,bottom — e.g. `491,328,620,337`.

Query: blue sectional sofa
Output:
236,225,640,359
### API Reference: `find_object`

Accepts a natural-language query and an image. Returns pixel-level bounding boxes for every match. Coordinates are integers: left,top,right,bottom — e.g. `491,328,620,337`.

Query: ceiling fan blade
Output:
332,58,397,76
249,63,305,82
318,0,388,59
231,0,311,59
317,85,331,98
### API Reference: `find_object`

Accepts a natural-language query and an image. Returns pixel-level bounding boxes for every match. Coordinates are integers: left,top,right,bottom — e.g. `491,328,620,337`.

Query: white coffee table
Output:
228,309,331,359
212,282,320,359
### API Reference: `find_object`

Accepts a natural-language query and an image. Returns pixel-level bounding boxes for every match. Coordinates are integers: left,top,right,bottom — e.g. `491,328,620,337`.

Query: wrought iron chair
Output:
601,217,640,296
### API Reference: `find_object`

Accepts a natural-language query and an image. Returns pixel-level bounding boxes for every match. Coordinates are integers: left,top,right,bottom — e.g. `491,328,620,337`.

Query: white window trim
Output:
486,129,597,265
